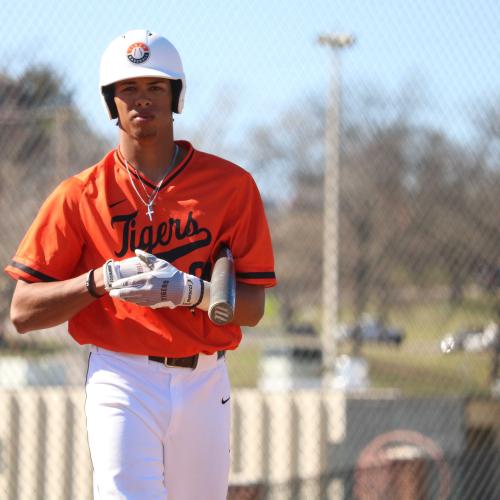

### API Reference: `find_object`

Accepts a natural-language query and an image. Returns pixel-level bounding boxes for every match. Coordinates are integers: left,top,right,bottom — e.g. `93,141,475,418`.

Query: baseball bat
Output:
208,246,236,325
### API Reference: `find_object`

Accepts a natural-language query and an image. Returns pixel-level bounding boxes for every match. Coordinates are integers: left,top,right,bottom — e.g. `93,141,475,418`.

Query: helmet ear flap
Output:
171,80,182,114
102,84,118,119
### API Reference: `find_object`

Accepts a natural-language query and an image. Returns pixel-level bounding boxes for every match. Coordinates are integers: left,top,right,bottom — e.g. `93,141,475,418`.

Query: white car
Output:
440,322,499,354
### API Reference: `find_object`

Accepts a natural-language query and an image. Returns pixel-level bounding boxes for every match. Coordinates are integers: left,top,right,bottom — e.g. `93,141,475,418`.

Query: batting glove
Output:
102,253,153,291
108,250,206,309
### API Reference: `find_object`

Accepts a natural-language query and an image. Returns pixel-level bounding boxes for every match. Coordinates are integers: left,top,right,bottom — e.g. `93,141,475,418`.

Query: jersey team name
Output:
112,210,210,257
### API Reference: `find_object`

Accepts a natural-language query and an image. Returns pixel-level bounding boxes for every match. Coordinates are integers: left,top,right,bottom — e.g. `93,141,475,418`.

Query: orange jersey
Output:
5,141,276,356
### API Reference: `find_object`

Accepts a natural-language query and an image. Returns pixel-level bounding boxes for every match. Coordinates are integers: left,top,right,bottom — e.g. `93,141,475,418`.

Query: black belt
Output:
148,350,225,369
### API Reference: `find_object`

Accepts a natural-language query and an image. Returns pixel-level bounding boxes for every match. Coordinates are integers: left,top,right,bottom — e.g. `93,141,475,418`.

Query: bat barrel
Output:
208,247,236,325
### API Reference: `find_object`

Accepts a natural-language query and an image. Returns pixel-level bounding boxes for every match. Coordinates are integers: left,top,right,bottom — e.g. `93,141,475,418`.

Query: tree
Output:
0,65,109,343
247,87,500,341
248,97,325,328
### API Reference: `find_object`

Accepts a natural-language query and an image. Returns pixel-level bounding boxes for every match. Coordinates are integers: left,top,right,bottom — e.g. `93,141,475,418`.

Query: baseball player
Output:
5,29,276,499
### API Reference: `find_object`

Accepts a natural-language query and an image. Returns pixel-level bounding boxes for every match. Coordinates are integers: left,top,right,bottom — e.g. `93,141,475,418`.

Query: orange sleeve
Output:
4,177,85,282
228,173,276,288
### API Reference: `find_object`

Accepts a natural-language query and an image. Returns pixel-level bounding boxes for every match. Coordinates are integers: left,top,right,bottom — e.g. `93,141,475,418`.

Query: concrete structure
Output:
1,386,497,499
0,387,346,500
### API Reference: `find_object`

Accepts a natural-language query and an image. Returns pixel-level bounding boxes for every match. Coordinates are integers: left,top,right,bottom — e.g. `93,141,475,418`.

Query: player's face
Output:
114,77,173,139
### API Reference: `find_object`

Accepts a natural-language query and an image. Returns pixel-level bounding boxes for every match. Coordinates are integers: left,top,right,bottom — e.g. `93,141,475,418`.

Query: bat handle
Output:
209,301,234,325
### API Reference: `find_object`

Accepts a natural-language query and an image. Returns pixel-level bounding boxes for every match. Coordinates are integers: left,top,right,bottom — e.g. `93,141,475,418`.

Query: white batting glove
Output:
109,250,206,309
102,253,153,291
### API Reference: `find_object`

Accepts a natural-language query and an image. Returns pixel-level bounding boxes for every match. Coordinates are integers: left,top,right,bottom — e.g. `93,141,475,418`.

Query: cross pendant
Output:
146,203,154,221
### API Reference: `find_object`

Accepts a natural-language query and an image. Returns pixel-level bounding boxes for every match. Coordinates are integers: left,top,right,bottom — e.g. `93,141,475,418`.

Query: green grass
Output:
228,295,498,396
386,297,497,341
258,292,281,328
0,341,63,357
362,346,492,396
226,344,261,388
344,297,497,396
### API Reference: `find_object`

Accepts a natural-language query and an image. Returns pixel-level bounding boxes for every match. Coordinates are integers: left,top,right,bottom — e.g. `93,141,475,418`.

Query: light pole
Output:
318,34,355,386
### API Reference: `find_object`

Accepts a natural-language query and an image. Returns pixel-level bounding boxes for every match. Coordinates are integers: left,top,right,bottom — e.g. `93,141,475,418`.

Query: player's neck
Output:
119,138,180,183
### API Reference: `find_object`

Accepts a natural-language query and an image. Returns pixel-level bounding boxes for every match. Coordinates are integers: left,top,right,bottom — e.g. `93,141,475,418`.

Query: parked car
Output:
440,322,499,354
339,314,405,346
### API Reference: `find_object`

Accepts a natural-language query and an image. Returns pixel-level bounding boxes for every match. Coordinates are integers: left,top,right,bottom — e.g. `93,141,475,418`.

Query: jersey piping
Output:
115,146,195,192
9,261,57,282
236,271,276,280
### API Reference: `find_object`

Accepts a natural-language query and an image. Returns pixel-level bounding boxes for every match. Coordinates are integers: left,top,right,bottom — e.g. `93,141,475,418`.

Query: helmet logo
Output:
127,42,150,64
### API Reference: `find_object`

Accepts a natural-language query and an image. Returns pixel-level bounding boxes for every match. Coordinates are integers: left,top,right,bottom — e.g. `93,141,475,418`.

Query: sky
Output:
4,0,499,153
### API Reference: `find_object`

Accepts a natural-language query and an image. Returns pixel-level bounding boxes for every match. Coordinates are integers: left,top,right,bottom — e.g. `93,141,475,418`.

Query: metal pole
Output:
322,48,340,383
318,34,355,386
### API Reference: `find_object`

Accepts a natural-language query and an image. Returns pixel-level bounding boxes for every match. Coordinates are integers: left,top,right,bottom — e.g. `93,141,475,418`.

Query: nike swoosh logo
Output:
221,396,231,405
109,199,126,209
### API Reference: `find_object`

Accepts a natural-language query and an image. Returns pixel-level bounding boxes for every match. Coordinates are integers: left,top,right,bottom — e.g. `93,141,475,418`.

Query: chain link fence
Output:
1,2,499,499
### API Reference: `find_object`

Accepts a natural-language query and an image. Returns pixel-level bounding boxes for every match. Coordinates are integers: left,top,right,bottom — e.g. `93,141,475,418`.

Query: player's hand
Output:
102,252,154,291
108,250,204,309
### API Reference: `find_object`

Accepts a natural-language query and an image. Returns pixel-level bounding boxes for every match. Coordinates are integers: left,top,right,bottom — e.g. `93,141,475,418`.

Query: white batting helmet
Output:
99,29,186,119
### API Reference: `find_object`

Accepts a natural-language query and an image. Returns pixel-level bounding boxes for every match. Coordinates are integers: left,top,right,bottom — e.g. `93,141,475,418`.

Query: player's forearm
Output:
232,283,265,327
10,269,106,333
195,282,264,326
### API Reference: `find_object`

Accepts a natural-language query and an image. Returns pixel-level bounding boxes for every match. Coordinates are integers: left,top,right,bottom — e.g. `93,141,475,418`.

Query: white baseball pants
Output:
85,346,231,499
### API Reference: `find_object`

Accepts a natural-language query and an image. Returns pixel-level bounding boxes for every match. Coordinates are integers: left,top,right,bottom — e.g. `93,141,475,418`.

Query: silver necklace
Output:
124,144,179,221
